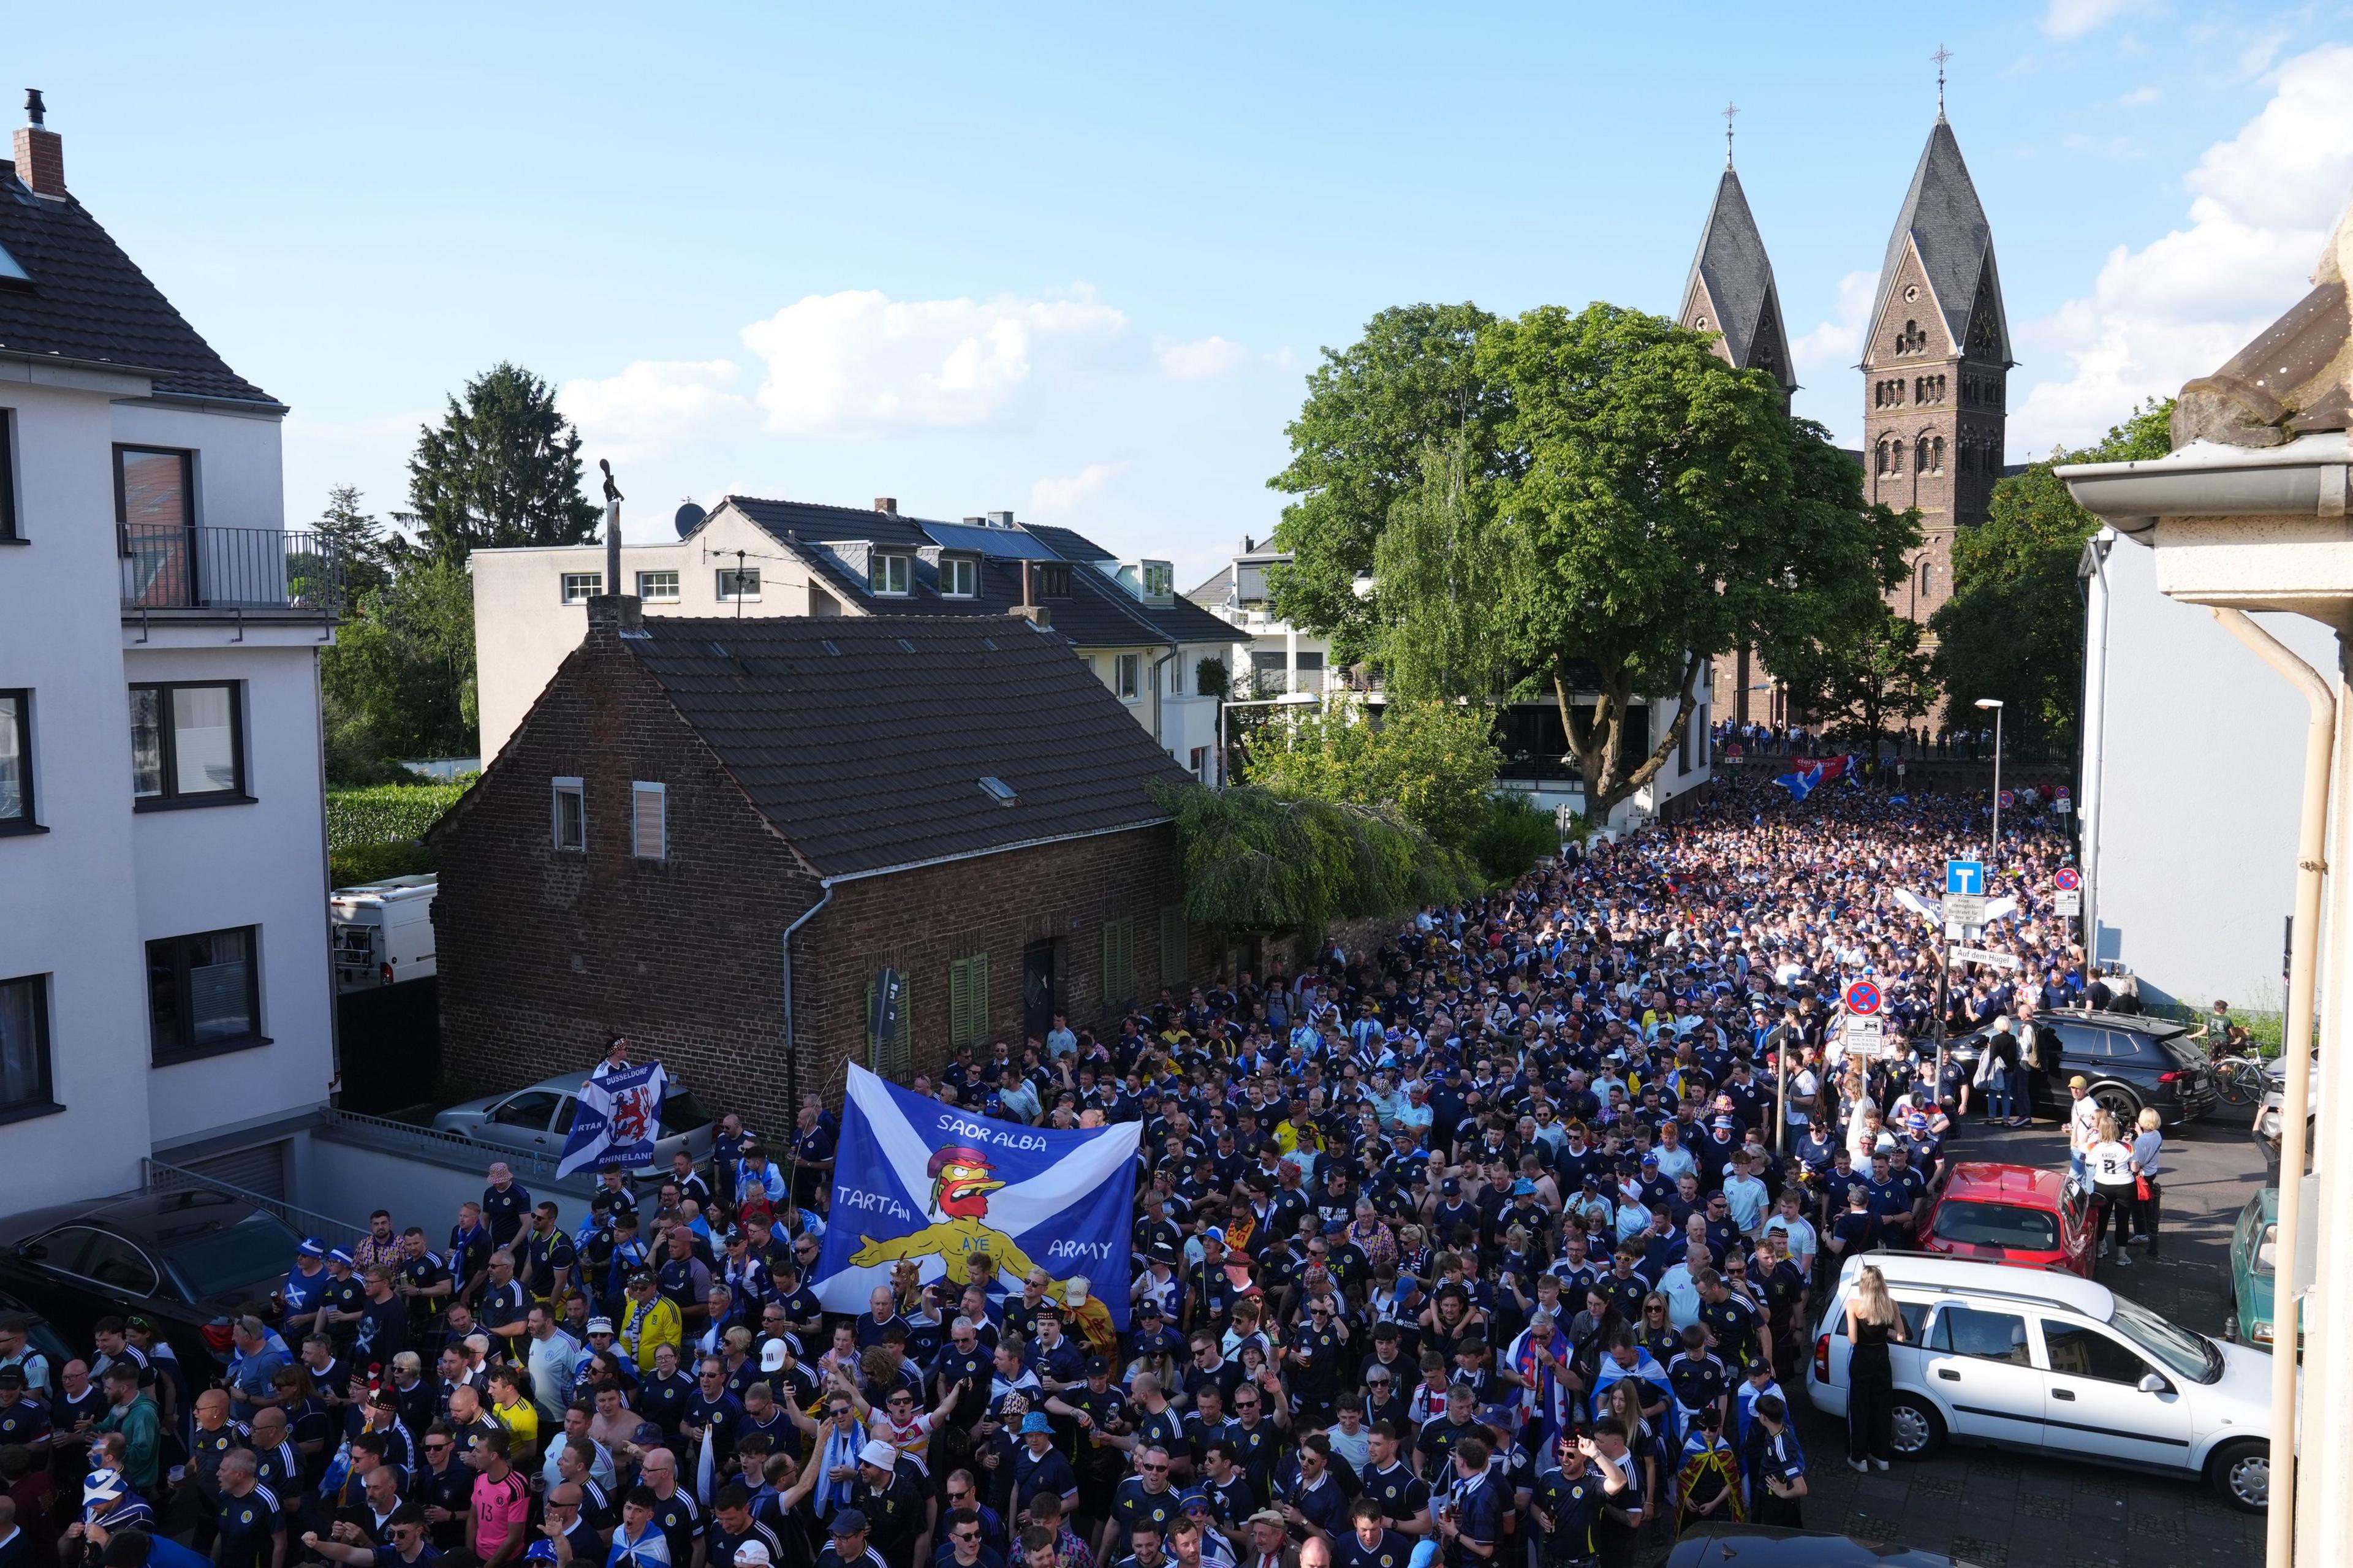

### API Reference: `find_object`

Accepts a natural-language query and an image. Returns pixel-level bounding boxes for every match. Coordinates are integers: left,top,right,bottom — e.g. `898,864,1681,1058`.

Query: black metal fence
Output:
120,523,342,613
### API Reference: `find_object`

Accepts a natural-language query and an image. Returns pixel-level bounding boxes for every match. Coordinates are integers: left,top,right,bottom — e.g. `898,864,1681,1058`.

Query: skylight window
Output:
978,776,1018,806
0,240,28,284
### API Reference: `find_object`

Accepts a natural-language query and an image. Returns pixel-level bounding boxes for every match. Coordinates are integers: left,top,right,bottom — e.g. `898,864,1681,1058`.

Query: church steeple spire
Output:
1933,44,1952,121
1677,149,1795,406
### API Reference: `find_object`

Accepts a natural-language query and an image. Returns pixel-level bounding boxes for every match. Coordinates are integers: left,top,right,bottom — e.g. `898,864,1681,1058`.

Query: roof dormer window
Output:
873,553,912,597
942,555,979,599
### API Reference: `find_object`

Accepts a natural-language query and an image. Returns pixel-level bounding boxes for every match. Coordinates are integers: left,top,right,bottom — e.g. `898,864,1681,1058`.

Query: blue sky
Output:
16,2,2353,583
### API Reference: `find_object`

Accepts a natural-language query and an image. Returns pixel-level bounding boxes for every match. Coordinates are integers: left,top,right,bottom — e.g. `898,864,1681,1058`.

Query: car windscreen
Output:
1935,1200,2059,1252
662,1089,712,1137
161,1212,305,1301
2109,1292,2219,1383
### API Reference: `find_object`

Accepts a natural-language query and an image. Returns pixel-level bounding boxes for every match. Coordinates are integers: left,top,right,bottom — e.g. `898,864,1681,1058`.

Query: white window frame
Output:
551,777,586,852
874,554,912,597
636,570,680,603
560,572,604,605
942,556,979,599
716,567,762,602
1142,562,1173,599
1116,653,1142,701
631,782,667,861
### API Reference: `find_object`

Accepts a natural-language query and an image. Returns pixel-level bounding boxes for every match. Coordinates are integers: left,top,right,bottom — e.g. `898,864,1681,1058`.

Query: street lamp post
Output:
1214,689,1319,786
1974,697,2005,867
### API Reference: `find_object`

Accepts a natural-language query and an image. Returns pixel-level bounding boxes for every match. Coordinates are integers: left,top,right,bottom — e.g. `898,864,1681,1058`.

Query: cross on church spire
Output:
1933,44,1952,120
1722,100,1739,168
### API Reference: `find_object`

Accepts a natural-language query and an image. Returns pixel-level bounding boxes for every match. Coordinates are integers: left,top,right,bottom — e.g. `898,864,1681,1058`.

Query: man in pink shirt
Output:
468,1430,532,1567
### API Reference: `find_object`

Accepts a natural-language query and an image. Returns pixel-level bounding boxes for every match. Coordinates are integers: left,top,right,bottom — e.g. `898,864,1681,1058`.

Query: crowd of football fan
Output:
0,775,2084,1568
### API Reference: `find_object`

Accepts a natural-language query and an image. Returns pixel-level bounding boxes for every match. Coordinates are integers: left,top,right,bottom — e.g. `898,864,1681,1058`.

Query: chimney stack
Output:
1015,559,1051,628
14,89,63,199
987,510,1015,528
873,498,898,515
585,593,644,636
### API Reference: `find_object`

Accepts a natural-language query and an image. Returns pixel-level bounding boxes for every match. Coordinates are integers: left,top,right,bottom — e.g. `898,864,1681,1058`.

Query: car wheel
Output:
2208,1438,2270,1512
1889,1393,1946,1460
2093,1084,2141,1126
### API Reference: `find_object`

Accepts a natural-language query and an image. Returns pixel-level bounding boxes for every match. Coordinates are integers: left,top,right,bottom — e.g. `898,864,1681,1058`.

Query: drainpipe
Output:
2076,528,2115,963
2210,607,2328,1564
1151,650,1175,760
779,885,835,1121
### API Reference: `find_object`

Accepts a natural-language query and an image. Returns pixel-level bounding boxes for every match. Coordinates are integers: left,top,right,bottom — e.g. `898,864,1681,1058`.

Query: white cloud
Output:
738,286,1130,436
1029,462,1129,513
1155,335,1252,381
2118,84,2163,105
2236,29,2292,80
2014,43,2353,455
1791,270,1878,370
2042,0,2147,37
558,360,747,460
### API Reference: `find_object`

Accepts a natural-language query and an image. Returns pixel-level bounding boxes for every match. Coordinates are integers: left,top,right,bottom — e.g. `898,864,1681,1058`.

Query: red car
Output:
1917,1161,2096,1277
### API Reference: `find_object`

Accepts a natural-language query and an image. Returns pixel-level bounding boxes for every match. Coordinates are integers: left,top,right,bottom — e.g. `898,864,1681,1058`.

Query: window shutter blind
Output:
632,783,666,860
1160,906,1186,985
949,959,972,1048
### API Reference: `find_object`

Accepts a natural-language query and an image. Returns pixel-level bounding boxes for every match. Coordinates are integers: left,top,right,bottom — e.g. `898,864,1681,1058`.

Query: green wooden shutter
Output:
948,959,972,1048
1102,918,1134,1008
971,952,988,1043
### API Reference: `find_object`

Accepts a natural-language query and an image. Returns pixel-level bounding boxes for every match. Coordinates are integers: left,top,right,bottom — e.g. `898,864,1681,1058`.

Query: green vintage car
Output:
2226,1187,2304,1350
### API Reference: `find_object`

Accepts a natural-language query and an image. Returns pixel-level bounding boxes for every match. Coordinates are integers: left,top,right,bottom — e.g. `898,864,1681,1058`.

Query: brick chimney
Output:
873,497,898,515
14,89,63,199
1014,560,1051,628
585,593,645,637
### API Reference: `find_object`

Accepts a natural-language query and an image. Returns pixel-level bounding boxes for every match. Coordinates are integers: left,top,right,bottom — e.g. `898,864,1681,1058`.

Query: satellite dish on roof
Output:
673,501,707,537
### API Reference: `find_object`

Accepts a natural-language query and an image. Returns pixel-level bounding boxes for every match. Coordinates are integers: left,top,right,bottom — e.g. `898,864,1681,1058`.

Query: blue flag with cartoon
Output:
813,1064,1140,1332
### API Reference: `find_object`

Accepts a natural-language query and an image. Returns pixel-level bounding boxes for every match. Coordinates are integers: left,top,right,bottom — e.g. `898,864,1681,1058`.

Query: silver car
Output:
431,1072,714,1175
2254,1057,2317,1159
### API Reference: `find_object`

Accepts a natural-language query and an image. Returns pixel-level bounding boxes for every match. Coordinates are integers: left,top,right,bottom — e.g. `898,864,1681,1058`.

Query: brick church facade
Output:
1691,110,2010,730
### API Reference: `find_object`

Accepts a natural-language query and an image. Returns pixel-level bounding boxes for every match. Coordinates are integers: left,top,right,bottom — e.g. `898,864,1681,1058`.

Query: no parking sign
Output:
1842,979,1882,1016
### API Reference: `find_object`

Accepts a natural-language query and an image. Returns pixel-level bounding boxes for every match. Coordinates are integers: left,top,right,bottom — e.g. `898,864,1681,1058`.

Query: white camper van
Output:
329,874,438,992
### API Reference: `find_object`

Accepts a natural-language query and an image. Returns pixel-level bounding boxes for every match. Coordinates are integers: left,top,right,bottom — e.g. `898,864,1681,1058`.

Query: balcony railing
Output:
121,523,343,616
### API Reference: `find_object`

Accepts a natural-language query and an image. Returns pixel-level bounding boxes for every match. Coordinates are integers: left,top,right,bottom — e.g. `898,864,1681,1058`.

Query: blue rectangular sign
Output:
1946,859,1985,896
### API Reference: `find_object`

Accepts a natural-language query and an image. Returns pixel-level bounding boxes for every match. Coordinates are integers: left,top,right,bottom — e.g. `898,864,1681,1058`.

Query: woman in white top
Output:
2086,1112,2139,1266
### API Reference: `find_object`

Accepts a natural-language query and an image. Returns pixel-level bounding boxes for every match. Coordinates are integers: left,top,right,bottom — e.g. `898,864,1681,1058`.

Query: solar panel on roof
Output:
919,520,1061,561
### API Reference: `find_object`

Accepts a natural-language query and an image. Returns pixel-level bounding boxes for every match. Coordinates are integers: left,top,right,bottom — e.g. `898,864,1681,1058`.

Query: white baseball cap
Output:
859,1439,899,1469
760,1339,787,1373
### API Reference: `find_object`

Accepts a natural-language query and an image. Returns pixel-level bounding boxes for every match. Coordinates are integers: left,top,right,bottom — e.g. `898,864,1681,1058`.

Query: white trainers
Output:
2114,1251,2132,1267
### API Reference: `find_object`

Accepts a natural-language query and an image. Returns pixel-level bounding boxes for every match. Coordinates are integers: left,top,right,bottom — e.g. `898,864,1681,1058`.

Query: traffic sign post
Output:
1944,892,1987,930
1843,1014,1889,1058
1946,860,1985,896
2055,890,2082,916
1950,945,2021,971
1842,979,1883,1017
2055,867,2082,892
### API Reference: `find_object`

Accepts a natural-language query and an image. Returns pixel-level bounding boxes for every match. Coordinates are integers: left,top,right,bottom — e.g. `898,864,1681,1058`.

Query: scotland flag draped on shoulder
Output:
556,1060,669,1176
813,1064,1139,1329
1773,753,1858,803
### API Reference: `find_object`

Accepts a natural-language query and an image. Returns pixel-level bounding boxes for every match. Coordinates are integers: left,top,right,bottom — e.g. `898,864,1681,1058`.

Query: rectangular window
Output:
636,570,680,602
947,953,990,1048
631,782,667,860
0,409,17,541
129,682,244,807
1102,918,1135,1008
873,555,911,596
716,567,762,602
1039,563,1071,598
1189,746,1210,783
560,572,604,605
1142,562,1173,599
0,690,32,831
147,926,262,1065
942,556,979,598
1116,654,1141,700
0,974,56,1121
116,447,194,610
551,778,586,852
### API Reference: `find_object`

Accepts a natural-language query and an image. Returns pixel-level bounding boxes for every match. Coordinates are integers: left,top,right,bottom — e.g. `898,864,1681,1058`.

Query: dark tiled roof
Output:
1874,121,2003,361
1186,564,1235,607
0,161,276,405
626,615,1189,877
1681,169,1794,390
717,494,938,550
1021,523,1115,563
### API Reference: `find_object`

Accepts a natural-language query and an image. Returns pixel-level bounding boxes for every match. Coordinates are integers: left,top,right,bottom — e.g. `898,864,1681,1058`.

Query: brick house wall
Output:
431,618,1201,1135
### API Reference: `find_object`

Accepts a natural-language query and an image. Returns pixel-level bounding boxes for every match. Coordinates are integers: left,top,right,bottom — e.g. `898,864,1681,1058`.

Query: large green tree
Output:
407,363,601,566
1774,600,1939,747
1265,304,1511,663
1247,692,1502,852
320,557,478,776
1357,304,1912,815
310,483,392,599
1931,400,2173,759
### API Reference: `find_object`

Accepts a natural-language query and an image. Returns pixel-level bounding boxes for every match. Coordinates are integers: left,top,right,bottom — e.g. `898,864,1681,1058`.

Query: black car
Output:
0,1189,305,1377
1947,1009,2217,1129
1669,1524,1966,1566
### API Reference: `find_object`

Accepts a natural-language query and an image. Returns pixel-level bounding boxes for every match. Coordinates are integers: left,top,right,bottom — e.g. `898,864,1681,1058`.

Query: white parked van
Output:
329,874,438,992
1807,1252,2279,1512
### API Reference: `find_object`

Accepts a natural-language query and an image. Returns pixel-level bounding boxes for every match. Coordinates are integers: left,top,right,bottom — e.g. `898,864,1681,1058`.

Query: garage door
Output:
184,1142,287,1200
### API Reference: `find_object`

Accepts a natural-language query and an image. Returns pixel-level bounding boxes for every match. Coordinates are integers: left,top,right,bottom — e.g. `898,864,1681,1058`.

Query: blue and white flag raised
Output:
812,1064,1140,1330
555,1059,669,1177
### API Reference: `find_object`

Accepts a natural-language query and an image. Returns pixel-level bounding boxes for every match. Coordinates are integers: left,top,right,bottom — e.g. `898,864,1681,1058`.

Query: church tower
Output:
1679,132,1797,725
1861,110,2012,626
